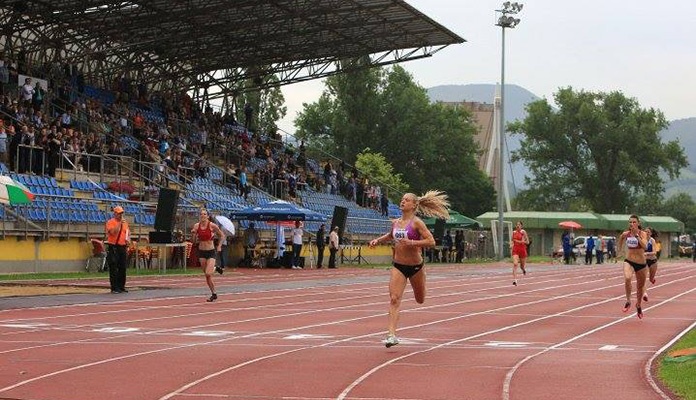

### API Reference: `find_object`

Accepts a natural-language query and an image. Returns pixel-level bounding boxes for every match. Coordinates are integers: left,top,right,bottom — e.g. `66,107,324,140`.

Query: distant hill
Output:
427,84,541,188
662,118,696,200
661,118,696,173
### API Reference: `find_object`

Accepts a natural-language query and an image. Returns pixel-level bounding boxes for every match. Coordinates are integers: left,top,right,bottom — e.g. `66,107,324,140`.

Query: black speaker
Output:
434,219,446,242
282,251,293,268
331,206,348,239
149,231,172,244
154,188,179,231
280,252,305,269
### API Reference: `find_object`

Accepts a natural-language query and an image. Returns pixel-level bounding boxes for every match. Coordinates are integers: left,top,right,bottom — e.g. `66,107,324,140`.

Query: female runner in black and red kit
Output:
191,209,225,302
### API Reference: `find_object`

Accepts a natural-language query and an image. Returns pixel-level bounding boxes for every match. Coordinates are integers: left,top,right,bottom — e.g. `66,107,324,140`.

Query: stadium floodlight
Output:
494,2,523,260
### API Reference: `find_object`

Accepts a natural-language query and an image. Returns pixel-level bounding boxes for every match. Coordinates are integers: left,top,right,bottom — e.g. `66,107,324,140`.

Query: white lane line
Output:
0,269,610,356
159,275,637,400
1,267,692,399
337,275,695,400
501,285,696,400
1,273,607,395
644,319,696,400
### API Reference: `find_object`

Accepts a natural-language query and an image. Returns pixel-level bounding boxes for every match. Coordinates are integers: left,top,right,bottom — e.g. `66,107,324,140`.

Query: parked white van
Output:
572,235,616,256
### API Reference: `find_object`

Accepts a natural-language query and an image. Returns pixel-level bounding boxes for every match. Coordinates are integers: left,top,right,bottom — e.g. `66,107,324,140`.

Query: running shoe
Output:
637,306,643,319
215,266,224,275
207,293,218,302
512,280,517,286
643,294,649,302
622,301,631,312
649,277,656,285
521,266,526,275
384,334,400,348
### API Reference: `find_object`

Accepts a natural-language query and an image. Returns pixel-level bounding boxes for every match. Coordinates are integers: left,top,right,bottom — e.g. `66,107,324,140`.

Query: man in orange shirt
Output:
105,206,130,293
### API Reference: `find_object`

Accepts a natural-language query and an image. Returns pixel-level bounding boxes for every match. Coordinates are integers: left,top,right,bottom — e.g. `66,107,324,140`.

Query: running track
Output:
0,261,694,400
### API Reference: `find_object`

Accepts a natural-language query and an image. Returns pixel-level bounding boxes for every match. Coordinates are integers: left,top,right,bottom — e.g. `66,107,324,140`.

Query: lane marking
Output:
162,272,652,400
644,319,696,400
485,341,530,348
92,327,140,333
284,334,333,340
337,274,696,400
0,265,692,400
182,331,235,337
502,285,696,400
1,323,49,329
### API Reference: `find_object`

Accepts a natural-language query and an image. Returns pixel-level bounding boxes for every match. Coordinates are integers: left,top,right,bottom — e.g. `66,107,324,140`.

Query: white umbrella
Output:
0,175,35,205
214,215,236,236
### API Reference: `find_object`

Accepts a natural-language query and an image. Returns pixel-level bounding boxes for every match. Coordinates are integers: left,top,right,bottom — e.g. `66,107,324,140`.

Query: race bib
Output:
393,228,407,241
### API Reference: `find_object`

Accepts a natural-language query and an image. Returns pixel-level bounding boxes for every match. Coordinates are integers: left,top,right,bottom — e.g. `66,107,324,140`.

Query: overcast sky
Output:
278,0,695,136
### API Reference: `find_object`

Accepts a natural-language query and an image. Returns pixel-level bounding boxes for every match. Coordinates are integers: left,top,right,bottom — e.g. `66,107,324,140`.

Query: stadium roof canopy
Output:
0,0,464,102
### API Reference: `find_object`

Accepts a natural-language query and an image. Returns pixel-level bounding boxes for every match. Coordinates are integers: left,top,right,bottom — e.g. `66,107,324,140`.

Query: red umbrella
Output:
558,220,582,230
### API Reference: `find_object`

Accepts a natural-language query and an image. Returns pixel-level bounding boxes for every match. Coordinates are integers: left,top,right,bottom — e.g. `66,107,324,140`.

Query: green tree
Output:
294,64,495,216
256,75,287,136
354,149,409,201
234,74,287,136
294,93,340,155
509,87,688,213
295,57,383,162
659,193,696,233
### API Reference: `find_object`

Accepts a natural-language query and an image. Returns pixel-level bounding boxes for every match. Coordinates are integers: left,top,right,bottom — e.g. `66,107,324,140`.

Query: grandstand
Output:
0,1,464,272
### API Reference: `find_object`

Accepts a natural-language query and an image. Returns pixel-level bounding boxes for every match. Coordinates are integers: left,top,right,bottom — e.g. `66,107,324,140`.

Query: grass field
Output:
660,328,696,400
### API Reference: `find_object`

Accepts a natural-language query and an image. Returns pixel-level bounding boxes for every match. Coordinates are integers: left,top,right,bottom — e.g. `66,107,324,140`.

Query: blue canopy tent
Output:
230,200,327,223
230,200,328,266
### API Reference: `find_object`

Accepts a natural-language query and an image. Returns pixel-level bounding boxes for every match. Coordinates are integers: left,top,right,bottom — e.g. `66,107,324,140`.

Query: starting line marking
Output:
284,334,333,340
599,344,633,351
484,341,530,348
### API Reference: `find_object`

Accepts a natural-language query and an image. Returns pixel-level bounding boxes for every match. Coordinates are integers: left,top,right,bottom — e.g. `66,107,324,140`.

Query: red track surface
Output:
0,261,694,400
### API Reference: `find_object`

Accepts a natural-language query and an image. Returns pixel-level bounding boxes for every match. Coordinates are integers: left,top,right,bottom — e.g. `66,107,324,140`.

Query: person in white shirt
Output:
328,226,340,269
216,218,235,273
291,221,304,269
20,77,35,108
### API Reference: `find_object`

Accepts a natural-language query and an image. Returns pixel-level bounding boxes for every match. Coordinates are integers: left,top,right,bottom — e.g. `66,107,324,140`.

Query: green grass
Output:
659,328,696,400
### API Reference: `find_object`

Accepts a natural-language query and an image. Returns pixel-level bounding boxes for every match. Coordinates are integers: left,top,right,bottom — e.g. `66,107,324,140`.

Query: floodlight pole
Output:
495,2,522,260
